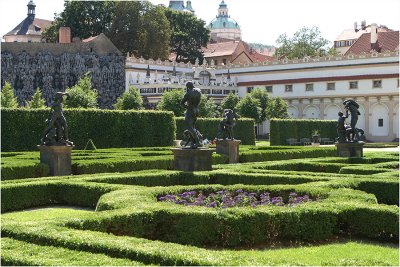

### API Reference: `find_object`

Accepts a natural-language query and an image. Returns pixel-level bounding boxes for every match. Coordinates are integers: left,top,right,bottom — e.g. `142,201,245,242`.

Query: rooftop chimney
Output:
59,27,71,44
370,23,378,50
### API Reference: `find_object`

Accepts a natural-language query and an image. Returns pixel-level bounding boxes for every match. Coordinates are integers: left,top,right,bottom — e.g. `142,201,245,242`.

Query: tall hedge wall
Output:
270,119,336,146
175,117,255,145
1,109,176,151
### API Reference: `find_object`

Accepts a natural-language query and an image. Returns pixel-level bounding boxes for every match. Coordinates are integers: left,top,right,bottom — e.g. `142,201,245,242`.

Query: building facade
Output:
126,51,399,142
3,0,52,43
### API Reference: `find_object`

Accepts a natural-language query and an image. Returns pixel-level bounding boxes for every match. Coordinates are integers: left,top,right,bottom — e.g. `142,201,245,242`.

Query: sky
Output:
1,0,399,45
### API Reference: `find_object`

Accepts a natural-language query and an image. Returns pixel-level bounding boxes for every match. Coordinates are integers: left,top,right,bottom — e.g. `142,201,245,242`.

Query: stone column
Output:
38,145,73,176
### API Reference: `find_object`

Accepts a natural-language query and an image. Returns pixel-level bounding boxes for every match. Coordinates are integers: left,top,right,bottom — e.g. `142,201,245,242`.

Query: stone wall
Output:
1,38,125,108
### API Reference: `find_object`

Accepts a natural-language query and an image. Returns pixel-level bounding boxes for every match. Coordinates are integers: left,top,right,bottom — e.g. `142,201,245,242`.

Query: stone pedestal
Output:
173,140,182,147
335,142,365,157
38,145,73,176
215,139,241,163
171,148,214,171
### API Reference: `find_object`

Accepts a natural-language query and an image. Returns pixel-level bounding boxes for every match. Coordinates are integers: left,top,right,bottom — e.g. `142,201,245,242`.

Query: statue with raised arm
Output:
180,81,203,148
41,92,73,146
343,99,361,142
216,109,240,140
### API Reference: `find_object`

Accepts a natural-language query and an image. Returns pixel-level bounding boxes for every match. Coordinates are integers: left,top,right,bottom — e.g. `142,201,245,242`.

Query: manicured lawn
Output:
1,147,398,266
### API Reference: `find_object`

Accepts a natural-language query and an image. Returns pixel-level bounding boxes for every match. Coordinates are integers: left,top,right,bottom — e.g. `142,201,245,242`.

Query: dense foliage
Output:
274,26,337,59
1,109,176,151
270,119,337,145
235,95,262,123
27,88,46,109
156,89,186,116
64,73,98,109
1,82,18,108
221,92,240,111
114,86,143,110
164,9,210,63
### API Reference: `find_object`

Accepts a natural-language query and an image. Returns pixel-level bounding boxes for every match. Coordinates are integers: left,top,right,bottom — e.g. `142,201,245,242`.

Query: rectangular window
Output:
265,86,273,93
223,59,227,65
305,83,314,91
378,119,383,127
373,80,382,88
285,84,293,92
349,81,358,89
214,60,218,66
247,87,254,93
327,82,335,91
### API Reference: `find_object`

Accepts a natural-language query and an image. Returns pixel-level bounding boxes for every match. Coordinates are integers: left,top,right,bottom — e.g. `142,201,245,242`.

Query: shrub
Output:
1,109,176,151
270,119,336,146
1,82,18,108
27,87,46,109
114,86,143,110
64,73,98,109
156,89,185,116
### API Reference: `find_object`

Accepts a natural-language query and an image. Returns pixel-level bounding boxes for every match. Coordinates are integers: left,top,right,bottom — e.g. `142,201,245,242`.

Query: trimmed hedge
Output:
270,119,336,146
1,108,176,151
176,117,255,145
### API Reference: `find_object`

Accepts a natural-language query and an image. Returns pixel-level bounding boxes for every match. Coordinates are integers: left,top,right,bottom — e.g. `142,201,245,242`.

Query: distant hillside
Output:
248,43,276,56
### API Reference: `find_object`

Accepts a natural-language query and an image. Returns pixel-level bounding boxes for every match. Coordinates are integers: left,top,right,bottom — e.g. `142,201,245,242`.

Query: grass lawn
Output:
1,147,398,266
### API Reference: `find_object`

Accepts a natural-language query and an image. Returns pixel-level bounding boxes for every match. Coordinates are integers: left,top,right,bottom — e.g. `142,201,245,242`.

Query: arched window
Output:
199,71,211,85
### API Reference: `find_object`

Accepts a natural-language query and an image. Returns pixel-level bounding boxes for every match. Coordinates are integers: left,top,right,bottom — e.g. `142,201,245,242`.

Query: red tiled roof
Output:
248,52,274,62
203,41,240,58
345,31,399,55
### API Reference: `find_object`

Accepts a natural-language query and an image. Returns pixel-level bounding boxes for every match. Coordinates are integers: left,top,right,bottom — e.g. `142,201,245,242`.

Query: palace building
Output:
208,0,241,43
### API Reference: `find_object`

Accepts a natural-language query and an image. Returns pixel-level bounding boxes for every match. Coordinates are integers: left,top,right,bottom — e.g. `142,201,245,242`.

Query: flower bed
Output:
158,190,314,208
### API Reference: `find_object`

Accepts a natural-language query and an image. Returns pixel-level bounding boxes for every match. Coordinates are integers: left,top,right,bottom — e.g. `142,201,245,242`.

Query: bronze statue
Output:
343,99,361,142
180,82,202,148
216,109,239,140
336,111,348,143
41,92,73,146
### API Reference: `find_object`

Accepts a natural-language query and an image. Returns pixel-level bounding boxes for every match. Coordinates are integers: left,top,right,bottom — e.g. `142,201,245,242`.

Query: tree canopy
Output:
27,87,46,109
156,89,185,116
221,92,240,111
114,86,143,110
267,97,289,119
275,26,334,59
235,95,262,124
249,88,270,122
1,82,18,108
198,95,217,118
64,73,98,109
43,1,115,43
164,9,209,63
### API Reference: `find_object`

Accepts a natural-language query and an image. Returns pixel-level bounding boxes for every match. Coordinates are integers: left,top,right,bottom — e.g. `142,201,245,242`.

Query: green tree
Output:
221,92,240,111
114,86,143,110
108,1,170,59
249,88,270,122
164,9,210,63
64,73,98,109
275,26,331,59
1,82,18,108
198,95,217,118
43,1,115,42
267,97,289,119
157,89,185,116
235,95,262,124
27,87,46,109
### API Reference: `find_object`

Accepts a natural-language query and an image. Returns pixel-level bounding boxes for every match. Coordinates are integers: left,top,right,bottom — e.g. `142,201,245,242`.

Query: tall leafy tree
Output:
235,95,262,124
164,9,210,63
157,89,185,116
267,97,289,119
27,87,46,109
275,26,332,59
198,95,217,118
221,92,240,111
114,86,143,110
1,82,18,108
249,88,270,122
43,1,115,42
108,1,170,59
64,73,98,109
